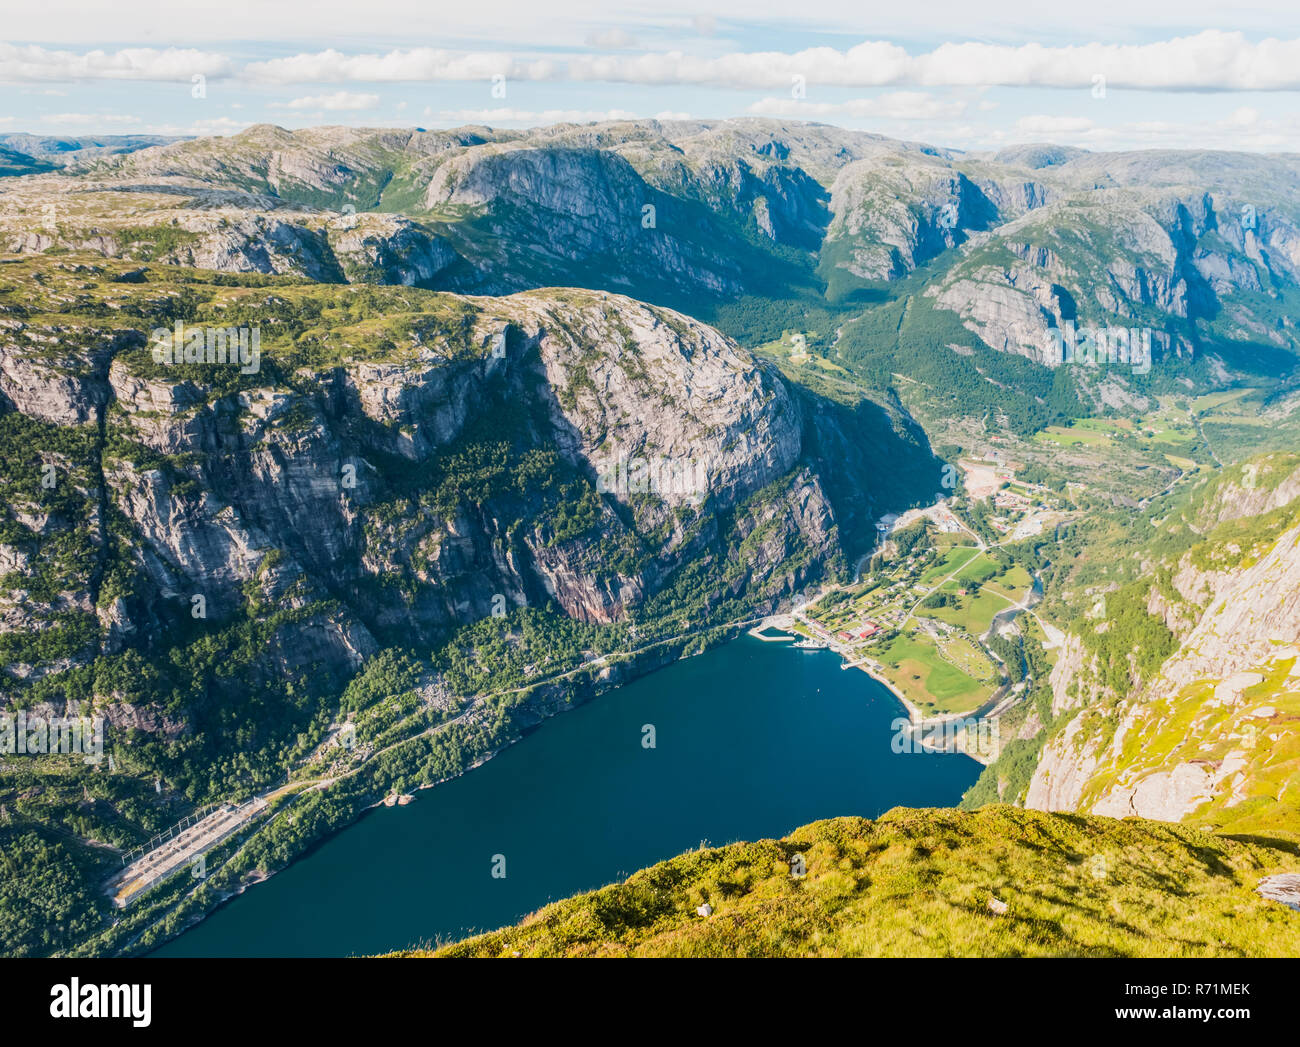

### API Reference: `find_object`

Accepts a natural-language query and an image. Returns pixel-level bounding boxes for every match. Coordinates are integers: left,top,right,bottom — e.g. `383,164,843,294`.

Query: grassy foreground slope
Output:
398,806,1300,957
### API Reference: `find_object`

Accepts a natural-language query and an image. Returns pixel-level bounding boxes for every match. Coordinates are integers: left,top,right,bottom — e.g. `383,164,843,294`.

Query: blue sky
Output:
5,1,1300,152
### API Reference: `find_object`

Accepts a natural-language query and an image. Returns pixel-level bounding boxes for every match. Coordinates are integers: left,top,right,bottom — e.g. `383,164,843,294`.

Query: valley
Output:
1,117,1298,959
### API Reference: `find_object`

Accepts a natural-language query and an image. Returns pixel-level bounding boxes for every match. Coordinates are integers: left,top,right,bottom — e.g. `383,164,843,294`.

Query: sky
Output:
5,1,1300,153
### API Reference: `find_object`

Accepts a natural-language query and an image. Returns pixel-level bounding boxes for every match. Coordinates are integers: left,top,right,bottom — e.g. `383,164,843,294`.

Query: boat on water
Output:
792,639,828,650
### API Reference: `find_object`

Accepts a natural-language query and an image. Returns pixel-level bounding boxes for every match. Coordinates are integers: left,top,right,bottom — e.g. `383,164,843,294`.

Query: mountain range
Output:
1,119,1298,957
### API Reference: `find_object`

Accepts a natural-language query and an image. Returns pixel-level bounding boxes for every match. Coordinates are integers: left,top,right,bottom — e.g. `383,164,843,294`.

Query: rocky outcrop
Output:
1157,524,1300,694
1023,714,1103,812
824,158,1002,281
326,215,460,287
1026,512,1300,825
4,120,1299,365
0,267,915,734
930,269,1059,360
926,187,1293,382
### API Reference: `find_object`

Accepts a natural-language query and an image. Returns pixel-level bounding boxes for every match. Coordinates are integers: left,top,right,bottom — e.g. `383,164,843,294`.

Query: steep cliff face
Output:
3,121,841,307
0,257,926,721
822,154,1020,282
419,141,831,298
1023,460,1300,831
4,119,1299,402
928,184,1300,395
0,245,948,959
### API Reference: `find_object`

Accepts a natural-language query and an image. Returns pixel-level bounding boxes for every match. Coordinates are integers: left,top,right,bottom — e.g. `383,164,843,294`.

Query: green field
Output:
936,633,998,681
922,590,1007,635
919,545,981,586
913,554,1032,635
1036,424,1112,448
981,565,1033,602
877,631,993,715
1034,410,1199,454
1191,388,1259,413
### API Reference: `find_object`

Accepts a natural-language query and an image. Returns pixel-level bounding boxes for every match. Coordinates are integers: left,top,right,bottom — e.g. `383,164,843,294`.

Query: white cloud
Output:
585,29,639,49
26,114,247,137
19,111,256,135
40,112,143,125
171,116,251,135
0,42,232,82
4,19,1300,154
1,1,1293,51
5,29,1300,95
996,109,1300,151
692,15,718,38
423,106,642,126
274,91,381,111
119,116,251,137
748,92,967,121
246,48,560,84
1015,115,1096,135
569,31,1300,92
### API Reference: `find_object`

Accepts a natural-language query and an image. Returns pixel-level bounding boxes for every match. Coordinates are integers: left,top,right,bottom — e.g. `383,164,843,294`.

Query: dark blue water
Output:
154,637,979,956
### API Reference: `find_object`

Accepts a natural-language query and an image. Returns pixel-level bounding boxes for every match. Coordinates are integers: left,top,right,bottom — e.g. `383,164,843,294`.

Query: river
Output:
987,572,1045,639
153,636,980,957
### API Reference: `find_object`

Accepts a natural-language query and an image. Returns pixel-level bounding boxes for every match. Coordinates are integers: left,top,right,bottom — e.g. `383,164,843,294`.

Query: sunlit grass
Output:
396,806,1300,958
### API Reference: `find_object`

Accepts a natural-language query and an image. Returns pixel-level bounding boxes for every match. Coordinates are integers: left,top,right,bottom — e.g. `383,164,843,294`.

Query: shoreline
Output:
844,656,999,766
758,615,998,767
132,553,1009,955
135,618,755,957
780,539,1050,769
138,616,982,956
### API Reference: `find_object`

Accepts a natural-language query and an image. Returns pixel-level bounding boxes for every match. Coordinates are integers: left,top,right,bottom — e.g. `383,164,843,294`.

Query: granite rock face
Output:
4,120,1297,380
0,277,902,715
1025,468,1300,824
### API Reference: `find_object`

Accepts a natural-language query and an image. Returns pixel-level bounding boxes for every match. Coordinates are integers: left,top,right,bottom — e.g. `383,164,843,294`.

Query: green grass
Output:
982,565,1033,601
1036,425,1112,448
878,631,991,714
399,806,1300,957
936,634,997,681
1033,408,1202,460
1076,652,1300,836
919,545,980,586
923,589,1008,635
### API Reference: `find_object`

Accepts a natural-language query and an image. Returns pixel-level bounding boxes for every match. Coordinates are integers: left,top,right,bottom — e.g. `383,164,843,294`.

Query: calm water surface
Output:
155,637,979,956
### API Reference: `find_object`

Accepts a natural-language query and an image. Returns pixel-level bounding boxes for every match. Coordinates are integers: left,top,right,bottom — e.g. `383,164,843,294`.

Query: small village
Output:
755,456,1070,758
